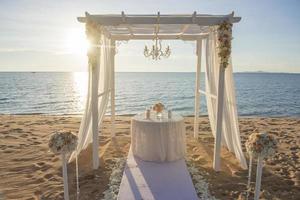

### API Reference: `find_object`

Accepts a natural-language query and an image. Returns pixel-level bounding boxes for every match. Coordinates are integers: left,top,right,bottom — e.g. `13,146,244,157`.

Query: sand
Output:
0,115,299,200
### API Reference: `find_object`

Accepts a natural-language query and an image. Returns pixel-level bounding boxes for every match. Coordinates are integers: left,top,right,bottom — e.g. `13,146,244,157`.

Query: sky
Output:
0,0,299,73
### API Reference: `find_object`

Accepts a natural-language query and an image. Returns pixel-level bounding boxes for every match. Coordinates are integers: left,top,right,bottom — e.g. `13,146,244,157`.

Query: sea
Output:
0,72,299,117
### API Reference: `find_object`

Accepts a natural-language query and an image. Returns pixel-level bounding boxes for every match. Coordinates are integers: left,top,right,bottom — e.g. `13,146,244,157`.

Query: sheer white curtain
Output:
205,30,247,169
70,35,113,161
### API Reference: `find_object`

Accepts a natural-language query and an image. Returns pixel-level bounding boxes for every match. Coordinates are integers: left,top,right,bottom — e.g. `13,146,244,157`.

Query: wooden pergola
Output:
78,11,240,40
74,11,245,172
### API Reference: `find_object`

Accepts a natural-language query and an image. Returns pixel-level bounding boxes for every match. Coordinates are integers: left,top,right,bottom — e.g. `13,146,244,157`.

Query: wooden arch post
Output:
86,12,101,169
194,39,202,139
110,39,116,138
91,59,99,170
213,62,226,171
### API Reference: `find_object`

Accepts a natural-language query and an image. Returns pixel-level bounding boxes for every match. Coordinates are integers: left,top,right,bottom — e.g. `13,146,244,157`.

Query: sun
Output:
64,28,90,55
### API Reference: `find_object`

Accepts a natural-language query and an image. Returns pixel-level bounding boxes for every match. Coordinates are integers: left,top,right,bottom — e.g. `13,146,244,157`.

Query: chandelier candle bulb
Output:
146,109,150,119
168,110,172,119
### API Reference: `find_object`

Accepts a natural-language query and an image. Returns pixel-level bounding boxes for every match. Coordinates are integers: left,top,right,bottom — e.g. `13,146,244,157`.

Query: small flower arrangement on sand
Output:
48,130,78,200
245,132,277,158
48,130,78,154
245,132,277,200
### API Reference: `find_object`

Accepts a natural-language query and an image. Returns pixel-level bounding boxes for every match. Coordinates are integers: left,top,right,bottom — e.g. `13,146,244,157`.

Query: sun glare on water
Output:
73,72,88,112
64,28,90,55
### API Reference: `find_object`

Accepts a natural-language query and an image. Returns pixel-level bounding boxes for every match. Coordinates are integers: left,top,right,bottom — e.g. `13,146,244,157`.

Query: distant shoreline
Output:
0,71,299,74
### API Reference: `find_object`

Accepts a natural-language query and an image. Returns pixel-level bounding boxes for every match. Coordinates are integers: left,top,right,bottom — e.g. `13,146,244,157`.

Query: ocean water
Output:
0,72,299,117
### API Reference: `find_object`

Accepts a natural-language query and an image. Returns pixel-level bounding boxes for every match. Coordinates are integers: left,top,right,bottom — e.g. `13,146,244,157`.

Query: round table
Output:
131,112,186,162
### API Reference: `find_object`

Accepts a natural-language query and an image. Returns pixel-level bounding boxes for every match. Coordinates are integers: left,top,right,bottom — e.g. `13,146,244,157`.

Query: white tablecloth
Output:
131,112,186,162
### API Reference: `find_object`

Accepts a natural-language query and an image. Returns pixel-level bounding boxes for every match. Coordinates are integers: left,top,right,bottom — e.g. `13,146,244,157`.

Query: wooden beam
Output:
199,89,217,99
110,40,116,138
91,55,100,169
213,66,226,171
77,13,241,26
194,39,202,139
126,26,134,36
111,34,208,41
180,25,190,35
122,11,134,36
254,157,263,200
89,9,100,168
85,12,112,39
102,26,112,38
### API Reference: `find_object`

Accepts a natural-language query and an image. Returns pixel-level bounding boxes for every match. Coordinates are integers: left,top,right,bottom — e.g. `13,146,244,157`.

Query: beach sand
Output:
0,115,299,200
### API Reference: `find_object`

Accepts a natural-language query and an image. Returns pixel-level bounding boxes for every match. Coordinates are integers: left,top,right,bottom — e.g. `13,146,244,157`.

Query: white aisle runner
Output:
118,149,198,200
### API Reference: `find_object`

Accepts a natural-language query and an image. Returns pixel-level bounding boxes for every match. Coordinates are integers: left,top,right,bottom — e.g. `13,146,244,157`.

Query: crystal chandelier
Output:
144,26,171,60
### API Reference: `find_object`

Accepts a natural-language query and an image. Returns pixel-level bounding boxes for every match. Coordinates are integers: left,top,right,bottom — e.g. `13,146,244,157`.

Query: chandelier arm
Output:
144,22,171,60
158,40,162,52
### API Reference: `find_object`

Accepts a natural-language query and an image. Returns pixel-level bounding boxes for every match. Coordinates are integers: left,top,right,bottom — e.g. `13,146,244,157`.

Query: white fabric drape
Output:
70,35,113,161
205,30,247,169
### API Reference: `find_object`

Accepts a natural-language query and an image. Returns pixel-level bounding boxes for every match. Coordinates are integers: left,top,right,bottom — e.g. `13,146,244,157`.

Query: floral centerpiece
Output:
245,132,277,158
153,102,165,113
153,102,165,119
48,130,78,154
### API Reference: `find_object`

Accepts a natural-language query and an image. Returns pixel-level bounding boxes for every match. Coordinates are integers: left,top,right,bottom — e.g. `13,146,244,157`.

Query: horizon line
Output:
0,71,299,74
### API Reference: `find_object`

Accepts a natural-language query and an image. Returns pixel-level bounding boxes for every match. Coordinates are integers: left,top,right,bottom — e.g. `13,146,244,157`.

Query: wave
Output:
0,72,299,116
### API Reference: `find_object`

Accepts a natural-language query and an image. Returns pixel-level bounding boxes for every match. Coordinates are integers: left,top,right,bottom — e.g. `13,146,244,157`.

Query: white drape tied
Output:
69,34,114,161
205,30,247,169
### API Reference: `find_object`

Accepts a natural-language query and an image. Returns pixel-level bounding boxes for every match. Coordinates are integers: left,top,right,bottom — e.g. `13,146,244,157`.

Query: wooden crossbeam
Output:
78,12,241,26
199,89,217,99
111,34,208,41
122,11,134,36
180,25,190,35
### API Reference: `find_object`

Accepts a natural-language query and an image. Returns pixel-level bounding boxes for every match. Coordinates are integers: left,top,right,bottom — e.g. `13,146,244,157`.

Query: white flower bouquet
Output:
48,130,78,154
245,133,277,200
245,132,277,158
48,130,78,200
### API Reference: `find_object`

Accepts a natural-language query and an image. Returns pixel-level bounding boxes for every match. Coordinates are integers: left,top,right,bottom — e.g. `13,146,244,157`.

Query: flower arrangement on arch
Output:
245,132,277,158
48,130,78,154
217,20,233,68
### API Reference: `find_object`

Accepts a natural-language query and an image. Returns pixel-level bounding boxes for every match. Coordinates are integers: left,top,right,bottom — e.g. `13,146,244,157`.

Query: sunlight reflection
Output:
73,72,88,112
